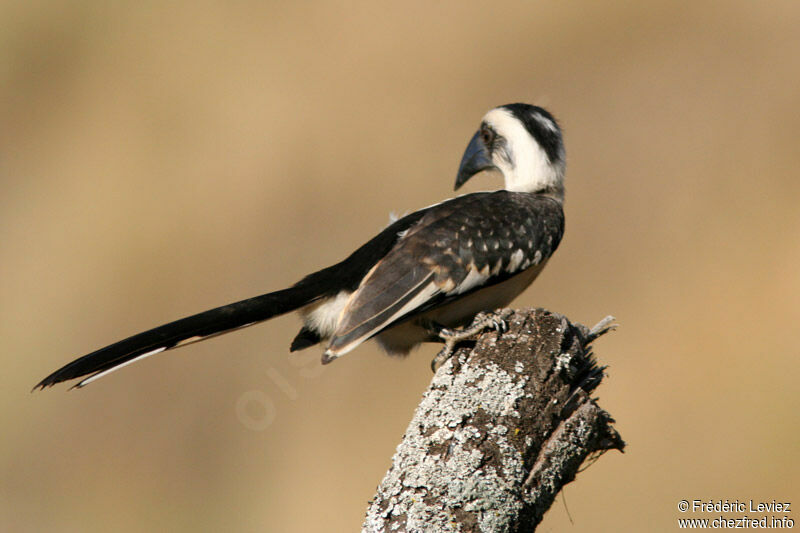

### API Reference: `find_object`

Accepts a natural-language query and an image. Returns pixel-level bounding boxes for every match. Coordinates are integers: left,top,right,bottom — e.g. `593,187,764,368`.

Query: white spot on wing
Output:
507,249,525,272
457,266,489,294
440,277,456,292
491,259,503,275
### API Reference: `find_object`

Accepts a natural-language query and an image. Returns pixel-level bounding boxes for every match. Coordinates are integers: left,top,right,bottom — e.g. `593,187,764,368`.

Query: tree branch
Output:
363,308,624,532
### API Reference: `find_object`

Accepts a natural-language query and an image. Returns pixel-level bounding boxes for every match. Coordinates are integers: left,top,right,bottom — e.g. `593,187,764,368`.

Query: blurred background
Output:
2,1,799,531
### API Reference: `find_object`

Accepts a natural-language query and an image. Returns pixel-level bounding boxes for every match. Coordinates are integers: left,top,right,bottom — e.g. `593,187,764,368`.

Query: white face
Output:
482,107,565,194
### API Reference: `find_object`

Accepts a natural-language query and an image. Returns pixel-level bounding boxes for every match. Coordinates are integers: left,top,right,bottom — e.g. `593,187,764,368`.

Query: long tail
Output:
34,205,434,391
34,284,324,390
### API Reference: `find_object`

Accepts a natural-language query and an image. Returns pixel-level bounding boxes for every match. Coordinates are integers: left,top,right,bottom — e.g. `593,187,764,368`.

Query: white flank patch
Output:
75,347,167,388
307,291,352,337
506,249,525,272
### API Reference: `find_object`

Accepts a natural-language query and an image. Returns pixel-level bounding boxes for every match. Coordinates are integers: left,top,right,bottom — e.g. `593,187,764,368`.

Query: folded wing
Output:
324,191,564,358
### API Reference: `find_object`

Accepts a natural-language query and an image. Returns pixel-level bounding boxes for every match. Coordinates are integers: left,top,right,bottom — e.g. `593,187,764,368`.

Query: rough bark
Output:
363,308,624,532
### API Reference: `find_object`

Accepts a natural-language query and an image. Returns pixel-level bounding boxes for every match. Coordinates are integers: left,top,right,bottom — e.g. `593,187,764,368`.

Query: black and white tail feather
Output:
34,103,566,390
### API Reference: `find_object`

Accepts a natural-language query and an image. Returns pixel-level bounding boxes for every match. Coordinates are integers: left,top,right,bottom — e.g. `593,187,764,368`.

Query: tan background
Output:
3,1,799,531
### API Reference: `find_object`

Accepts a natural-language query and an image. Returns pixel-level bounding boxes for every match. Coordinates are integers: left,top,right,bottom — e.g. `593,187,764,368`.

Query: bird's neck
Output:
503,170,564,202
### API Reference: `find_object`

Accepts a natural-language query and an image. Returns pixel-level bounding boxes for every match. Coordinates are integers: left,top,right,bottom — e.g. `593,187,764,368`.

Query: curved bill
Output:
454,131,496,190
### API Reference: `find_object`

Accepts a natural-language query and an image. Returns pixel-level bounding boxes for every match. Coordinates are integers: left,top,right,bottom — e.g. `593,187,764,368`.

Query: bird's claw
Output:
586,315,617,343
429,309,513,372
474,308,513,334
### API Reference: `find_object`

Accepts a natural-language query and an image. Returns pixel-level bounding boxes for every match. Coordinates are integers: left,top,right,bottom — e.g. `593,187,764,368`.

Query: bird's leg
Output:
423,309,514,372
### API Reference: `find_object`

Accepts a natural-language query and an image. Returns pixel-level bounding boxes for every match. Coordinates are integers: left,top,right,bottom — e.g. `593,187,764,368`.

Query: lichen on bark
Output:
363,308,624,532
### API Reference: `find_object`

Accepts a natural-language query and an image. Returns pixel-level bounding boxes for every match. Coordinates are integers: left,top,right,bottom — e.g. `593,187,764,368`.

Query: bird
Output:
34,103,566,390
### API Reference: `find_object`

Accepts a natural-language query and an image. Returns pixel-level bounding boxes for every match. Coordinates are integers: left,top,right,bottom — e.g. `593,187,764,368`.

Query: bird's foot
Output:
429,309,514,372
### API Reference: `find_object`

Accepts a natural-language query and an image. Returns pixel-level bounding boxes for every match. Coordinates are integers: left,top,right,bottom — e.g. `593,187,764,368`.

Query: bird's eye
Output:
480,126,494,145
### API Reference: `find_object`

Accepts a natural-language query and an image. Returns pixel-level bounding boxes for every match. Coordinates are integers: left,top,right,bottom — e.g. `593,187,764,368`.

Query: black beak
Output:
454,131,496,190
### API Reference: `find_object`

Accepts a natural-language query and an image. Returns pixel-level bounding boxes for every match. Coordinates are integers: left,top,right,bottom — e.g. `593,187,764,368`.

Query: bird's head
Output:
455,103,565,198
